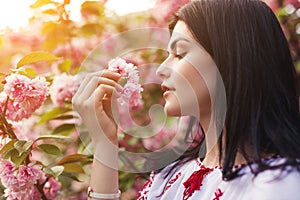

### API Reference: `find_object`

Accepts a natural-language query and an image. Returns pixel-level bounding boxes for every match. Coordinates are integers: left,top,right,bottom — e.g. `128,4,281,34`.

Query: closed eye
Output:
175,54,183,59
166,51,186,60
174,52,186,60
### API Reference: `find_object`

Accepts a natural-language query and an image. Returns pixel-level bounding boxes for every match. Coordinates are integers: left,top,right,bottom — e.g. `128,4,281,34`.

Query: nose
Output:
156,59,171,80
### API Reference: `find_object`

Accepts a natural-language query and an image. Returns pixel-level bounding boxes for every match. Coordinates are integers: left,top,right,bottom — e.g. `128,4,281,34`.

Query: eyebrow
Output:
169,37,190,51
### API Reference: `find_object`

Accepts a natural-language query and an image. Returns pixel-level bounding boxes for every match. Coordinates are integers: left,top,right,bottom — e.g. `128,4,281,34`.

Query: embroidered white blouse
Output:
137,156,300,200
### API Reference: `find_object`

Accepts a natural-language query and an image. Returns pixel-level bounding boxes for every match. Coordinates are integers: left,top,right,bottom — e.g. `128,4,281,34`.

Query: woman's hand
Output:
73,70,122,145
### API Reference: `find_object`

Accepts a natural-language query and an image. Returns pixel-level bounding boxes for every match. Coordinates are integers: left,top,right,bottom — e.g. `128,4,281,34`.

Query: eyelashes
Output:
174,52,187,59
168,52,186,60
175,54,183,59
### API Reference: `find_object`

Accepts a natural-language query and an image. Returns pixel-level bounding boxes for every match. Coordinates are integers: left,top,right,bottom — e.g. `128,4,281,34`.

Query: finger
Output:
75,70,121,100
89,84,120,106
75,71,104,95
103,92,119,121
101,70,121,82
86,84,119,118
75,69,120,97
77,76,122,103
74,76,102,104
97,77,123,92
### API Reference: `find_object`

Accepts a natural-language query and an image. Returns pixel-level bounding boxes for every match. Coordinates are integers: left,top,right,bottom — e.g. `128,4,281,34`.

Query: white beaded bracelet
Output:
87,187,121,199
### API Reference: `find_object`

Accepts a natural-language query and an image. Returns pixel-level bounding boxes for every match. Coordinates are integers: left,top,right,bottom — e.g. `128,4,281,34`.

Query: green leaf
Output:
17,51,60,68
57,154,91,165
52,123,76,136
63,163,85,173
37,107,70,125
51,166,64,177
30,0,52,9
0,139,18,154
12,150,31,166
10,67,37,78
44,165,64,178
60,171,81,182
1,144,31,166
37,144,63,156
41,21,71,50
42,9,58,15
34,135,71,142
81,1,105,17
14,140,33,155
42,21,58,34
80,23,103,36
58,59,72,73
2,148,18,160
52,115,76,120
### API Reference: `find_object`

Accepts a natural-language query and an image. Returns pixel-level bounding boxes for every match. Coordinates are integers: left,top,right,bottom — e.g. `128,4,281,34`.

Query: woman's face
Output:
156,21,216,122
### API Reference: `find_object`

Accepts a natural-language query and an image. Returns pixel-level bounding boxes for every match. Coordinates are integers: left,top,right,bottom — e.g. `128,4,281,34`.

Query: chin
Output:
164,105,181,117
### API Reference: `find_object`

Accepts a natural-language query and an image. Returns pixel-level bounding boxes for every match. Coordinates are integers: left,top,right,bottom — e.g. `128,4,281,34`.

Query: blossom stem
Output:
36,179,49,200
0,96,17,139
0,114,17,140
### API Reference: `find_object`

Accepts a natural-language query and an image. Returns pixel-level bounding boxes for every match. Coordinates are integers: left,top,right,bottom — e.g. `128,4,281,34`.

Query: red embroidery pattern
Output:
183,165,213,200
213,188,224,200
163,172,182,194
136,172,155,200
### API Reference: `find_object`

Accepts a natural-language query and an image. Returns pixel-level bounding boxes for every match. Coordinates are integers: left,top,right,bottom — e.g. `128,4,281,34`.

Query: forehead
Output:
168,21,197,48
168,21,196,47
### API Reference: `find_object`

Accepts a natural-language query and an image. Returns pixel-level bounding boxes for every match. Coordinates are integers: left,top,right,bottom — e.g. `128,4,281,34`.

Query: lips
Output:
161,84,174,97
161,85,169,92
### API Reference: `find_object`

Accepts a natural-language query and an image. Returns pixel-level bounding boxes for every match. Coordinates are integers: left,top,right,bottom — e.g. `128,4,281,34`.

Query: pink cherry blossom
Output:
2,74,49,121
127,88,144,109
50,73,77,107
284,0,300,7
43,177,61,200
108,57,133,76
0,160,46,200
150,0,190,27
108,57,143,109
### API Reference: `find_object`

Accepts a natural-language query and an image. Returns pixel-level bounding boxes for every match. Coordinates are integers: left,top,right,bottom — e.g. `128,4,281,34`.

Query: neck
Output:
198,113,248,168
201,118,222,168
200,121,247,168
201,141,220,168
201,143,248,168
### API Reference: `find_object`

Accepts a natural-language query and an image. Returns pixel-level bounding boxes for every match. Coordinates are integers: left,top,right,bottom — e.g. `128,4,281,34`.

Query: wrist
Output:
93,141,119,170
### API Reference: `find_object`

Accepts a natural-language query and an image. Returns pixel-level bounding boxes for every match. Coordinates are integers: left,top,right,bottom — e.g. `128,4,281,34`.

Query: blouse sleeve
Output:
250,169,300,199
136,171,156,200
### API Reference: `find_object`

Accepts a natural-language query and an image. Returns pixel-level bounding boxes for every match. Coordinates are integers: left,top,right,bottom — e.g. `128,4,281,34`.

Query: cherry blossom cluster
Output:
0,74,49,121
108,57,143,109
50,73,77,107
0,159,61,200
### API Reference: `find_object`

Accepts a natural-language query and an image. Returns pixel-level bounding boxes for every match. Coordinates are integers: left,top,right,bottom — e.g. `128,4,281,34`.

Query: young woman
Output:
73,0,300,199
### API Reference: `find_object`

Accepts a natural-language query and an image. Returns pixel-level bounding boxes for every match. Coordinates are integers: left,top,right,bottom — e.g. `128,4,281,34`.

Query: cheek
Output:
167,73,199,116
178,67,212,116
